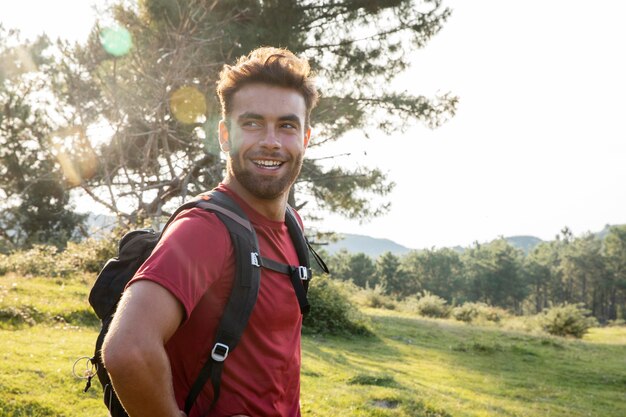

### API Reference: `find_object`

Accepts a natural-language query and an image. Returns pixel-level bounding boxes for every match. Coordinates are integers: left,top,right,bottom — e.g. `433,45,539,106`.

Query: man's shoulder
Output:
162,206,231,243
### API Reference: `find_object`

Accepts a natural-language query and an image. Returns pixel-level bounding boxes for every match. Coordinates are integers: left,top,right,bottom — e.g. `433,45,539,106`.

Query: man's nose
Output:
259,126,281,148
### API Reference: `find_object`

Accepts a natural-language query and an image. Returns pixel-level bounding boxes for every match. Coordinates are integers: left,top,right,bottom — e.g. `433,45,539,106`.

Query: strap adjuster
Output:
211,343,229,362
297,266,309,280
251,252,260,267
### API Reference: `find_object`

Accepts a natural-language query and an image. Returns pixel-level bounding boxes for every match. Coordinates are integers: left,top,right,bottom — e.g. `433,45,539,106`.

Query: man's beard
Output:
228,149,304,200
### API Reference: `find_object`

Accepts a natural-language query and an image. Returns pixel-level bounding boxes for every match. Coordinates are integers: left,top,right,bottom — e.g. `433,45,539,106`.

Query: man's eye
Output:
242,121,262,128
281,122,297,129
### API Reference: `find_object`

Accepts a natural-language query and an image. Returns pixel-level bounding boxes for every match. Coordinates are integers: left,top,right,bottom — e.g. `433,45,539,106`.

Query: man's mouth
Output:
252,159,284,170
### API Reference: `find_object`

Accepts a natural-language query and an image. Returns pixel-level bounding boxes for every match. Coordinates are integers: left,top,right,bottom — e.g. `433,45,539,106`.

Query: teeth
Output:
253,160,282,167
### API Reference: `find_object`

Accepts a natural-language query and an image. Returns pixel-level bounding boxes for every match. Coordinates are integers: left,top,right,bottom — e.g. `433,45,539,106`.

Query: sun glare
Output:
99,25,133,57
169,86,208,124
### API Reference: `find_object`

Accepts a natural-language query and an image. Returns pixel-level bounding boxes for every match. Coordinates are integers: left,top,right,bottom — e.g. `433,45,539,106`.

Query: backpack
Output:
82,190,328,417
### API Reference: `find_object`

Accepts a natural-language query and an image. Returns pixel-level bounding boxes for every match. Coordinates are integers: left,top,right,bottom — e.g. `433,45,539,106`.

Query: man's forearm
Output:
107,344,183,417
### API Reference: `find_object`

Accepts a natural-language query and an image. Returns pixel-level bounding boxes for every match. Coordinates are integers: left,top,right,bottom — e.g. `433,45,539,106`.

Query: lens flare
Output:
100,26,133,57
51,127,99,187
169,86,207,124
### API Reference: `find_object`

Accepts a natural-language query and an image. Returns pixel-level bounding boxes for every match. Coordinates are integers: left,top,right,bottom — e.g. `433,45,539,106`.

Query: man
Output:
102,46,319,417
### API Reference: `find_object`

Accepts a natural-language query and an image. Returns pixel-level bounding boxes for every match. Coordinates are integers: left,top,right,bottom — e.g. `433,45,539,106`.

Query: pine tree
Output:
49,0,457,226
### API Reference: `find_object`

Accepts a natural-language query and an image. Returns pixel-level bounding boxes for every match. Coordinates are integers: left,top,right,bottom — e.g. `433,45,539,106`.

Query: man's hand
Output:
103,281,185,417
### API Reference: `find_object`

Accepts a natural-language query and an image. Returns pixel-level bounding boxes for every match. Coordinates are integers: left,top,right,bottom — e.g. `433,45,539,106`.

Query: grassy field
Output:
1,273,625,417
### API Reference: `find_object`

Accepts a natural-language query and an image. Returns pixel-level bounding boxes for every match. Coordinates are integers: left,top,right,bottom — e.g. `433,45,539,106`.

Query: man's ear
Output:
303,128,311,149
218,120,230,152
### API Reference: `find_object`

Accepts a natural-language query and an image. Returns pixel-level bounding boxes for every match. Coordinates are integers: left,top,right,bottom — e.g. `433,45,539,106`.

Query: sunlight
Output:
50,127,99,187
169,86,207,124
99,25,132,57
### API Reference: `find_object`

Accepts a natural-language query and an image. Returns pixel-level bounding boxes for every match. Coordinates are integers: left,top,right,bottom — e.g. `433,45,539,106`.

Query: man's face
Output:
219,83,311,200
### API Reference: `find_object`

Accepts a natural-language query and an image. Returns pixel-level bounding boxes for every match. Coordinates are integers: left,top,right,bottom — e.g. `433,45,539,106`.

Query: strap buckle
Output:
250,252,260,267
211,343,229,362
297,266,309,280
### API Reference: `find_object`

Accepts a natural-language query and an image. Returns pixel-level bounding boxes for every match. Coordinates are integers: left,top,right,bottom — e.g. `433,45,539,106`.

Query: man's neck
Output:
222,177,288,222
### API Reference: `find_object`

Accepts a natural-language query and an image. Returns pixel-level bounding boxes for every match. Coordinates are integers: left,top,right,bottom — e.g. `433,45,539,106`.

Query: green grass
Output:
1,274,625,417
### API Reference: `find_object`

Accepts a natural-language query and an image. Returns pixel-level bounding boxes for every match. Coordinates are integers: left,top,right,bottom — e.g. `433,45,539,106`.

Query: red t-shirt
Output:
129,184,303,417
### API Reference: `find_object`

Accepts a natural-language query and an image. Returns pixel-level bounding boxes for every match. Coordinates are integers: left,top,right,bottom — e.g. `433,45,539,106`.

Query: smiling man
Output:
102,47,319,417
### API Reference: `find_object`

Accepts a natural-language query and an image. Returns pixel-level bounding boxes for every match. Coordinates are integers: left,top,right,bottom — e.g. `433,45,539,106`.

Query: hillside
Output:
323,233,546,257
323,234,414,258
323,225,625,258
1,273,625,417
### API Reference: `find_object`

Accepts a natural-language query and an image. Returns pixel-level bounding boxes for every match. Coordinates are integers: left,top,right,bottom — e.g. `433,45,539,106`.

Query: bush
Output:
452,302,506,324
61,236,118,273
409,292,450,318
540,303,598,338
0,235,118,278
0,245,62,277
303,276,372,336
359,284,396,310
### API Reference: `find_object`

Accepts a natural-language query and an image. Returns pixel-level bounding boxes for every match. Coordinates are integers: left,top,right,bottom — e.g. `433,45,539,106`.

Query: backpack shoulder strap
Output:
285,205,329,276
183,190,261,415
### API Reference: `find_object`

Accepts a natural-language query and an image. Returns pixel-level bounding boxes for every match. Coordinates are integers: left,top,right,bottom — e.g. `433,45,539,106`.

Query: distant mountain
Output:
503,236,544,253
323,234,413,258
83,212,621,259
322,234,546,257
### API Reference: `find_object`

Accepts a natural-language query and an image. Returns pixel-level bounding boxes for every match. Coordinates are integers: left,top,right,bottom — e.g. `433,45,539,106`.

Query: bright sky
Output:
2,0,625,250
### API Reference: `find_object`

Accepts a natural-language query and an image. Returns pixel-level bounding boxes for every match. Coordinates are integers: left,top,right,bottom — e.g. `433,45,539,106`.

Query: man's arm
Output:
102,280,186,417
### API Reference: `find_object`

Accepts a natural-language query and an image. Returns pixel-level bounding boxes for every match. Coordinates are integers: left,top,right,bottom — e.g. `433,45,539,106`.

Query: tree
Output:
48,0,456,227
327,249,354,281
401,248,464,302
560,233,608,320
0,29,85,251
602,225,626,321
523,243,554,313
348,252,377,288
462,239,526,312
376,251,404,296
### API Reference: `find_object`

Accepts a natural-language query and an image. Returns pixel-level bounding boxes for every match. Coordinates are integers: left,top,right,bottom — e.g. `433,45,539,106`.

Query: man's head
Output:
216,46,319,129
216,47,319,204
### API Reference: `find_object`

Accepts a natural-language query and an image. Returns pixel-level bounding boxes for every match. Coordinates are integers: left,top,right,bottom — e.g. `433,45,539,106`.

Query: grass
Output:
1,274,625,417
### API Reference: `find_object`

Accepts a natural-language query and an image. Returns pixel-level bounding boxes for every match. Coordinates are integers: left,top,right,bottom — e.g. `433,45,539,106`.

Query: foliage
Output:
0,29,85,250
0,235,117,278
303,276,372,336
451,302,506,324
356,283,397,310
461,239,527,312
326,249,377,288
0,245,65,277
376,251,409,296
400,248,465,302
540,303,598,338
41,0,456,227
405,291,450,318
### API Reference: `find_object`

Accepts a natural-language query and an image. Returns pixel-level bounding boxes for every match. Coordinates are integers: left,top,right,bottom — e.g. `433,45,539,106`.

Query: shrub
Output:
540,303,598,338
452,302,506,324
359,284,396,310
61,236,118,273
0,254,8,275
0,234,118,278
303,276,372,336
0,245,62,277
452,302,481,323
409,292,450,318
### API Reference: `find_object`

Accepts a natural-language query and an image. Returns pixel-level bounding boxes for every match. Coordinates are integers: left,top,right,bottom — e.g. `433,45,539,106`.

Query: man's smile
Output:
252,159,285,170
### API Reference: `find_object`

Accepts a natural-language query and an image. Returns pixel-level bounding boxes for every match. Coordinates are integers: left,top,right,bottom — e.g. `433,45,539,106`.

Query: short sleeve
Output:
128,208,232,320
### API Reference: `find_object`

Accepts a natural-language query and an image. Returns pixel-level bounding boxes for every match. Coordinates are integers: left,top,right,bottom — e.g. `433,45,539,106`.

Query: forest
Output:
322,226,626,323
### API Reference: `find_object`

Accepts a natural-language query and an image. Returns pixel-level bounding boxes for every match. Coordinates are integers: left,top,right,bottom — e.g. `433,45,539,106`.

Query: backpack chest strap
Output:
258,256,311,314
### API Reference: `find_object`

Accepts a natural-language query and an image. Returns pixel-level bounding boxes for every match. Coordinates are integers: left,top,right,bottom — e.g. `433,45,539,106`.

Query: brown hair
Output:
216,46,319,128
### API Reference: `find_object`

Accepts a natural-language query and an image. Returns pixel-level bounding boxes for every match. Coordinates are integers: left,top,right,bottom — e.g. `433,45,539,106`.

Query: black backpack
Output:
82,190,328,417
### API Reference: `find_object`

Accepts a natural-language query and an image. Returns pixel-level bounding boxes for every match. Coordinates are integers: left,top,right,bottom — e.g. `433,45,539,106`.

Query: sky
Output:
2,0,625,250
